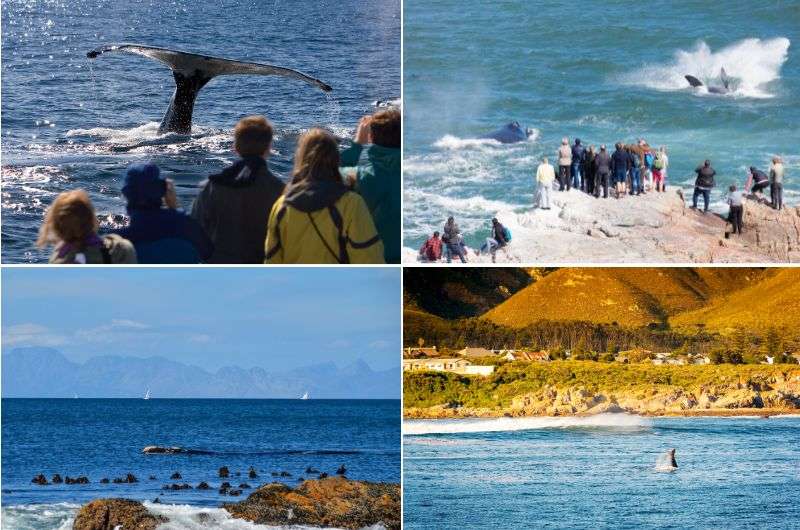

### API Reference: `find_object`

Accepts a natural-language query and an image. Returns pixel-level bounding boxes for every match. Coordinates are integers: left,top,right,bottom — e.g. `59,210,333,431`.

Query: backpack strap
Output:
306,209,347,264
327,205,350,264
265,206,287,260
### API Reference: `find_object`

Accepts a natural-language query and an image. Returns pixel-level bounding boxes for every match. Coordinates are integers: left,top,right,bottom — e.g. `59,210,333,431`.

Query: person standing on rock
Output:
583,145,597,196
726,184,744,235
571,138,585,190
770,156,785,210
557,137,572,191
653,147,667,192
536,156,556,209
611,143,630,199
692,160,716,213
594,145,612,199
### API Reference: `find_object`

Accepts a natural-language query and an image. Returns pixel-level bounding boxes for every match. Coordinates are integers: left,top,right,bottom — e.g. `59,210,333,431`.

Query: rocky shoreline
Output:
71,477,400,530
405,189,800,263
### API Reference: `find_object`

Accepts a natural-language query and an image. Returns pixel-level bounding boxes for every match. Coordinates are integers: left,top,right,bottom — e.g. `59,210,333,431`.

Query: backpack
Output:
653,153,665,170
644,152,654,168
503,226,512,242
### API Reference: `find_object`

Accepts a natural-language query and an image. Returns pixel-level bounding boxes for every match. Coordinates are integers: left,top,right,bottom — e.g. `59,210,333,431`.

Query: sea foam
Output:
404,413,652,435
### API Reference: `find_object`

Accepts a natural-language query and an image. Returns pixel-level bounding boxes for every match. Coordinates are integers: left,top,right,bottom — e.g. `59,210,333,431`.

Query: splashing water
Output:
628,37,790,99
654,449,678,472
404,413,652,435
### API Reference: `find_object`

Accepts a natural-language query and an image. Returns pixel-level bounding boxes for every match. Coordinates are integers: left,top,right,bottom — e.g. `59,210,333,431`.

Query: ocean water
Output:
1,399,400,529
0,0,400,263
403,414,800,529
403,0,799,253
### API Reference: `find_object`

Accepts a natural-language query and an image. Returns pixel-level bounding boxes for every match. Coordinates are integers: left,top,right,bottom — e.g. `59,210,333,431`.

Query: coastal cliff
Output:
405,189,800,263
404,362,800,418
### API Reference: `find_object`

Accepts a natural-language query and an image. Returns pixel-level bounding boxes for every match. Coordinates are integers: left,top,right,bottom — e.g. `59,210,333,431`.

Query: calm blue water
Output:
1,399,399,528
403,414,800,529
403,0,799,251
1,0,400,263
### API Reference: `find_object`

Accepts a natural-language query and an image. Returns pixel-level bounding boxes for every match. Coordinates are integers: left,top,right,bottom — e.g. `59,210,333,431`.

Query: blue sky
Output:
2,267,400,371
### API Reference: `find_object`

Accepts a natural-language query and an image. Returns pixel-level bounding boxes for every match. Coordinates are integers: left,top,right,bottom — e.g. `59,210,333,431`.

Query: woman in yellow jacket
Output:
265,128,384,264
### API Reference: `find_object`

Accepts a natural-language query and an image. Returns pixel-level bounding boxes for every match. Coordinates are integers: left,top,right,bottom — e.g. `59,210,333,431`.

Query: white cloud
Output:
3,323,67,347
76,319,152,343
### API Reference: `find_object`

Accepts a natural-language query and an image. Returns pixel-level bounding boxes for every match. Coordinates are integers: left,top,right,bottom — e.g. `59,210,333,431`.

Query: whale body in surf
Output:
87,44,333,134
481,121,533,144
668,448,677,468
685,67,732,94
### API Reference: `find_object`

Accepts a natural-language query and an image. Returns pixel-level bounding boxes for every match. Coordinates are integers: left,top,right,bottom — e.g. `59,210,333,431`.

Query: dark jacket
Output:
594,151,612,174
191,156,284,263
114,208,212,264
611,149,630,174
694,165,716,189
492,223,508,247
340,143,400,264
571,142,585,163
752,168,769,184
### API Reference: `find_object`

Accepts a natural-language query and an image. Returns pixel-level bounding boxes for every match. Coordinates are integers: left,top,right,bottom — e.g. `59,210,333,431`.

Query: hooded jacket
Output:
611,148,631,174
571,140,585,163
191,156,284,263
114,164,212,264
264,179,384,264
340,143,400,264
594,151,612,174
49,234,137,264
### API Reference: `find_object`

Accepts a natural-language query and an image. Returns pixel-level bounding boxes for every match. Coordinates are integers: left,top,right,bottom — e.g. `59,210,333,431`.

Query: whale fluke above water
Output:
481,121,533,144
87,44,333,134
685,67,732,94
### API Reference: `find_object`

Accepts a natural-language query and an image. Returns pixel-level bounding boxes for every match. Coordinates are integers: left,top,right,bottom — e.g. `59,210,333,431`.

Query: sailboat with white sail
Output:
300,391,309,400
144,388,151,400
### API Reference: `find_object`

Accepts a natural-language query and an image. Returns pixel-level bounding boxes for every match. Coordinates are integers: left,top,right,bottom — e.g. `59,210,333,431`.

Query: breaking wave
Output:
625,37,790,99
404,413,652,435
433,129,540,150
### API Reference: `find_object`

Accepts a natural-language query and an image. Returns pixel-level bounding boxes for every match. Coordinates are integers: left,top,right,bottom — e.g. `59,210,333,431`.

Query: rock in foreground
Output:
72,499,167,530
223,477,400,530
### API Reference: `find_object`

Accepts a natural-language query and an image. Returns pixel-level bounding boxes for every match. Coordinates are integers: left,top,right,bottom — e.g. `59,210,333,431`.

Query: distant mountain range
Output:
406,267,800,335
1,347,399,399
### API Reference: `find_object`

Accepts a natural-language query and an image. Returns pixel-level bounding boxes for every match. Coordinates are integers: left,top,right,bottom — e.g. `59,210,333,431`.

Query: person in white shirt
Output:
536,156,556,210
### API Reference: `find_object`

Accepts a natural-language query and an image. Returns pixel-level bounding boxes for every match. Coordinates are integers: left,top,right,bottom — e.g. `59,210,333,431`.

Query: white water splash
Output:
654,450,678,472
404,413,652,435
0,503,80,530
433,129,540,151
626,37,790,99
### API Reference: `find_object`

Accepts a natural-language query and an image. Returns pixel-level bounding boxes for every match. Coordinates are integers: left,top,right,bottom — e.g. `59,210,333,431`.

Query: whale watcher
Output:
475,217,510,263
594,145,612,199
114,163,213,263
536,156,556,209
653,147,667,192
727,184,744,235
191,115,285,264
557,137,572,191
611,143,631,199
692,160,716,212
627,146,642,196
571,138,585,190
265,128,384,264
37,190,137,264
341,107,401,264
583,145,597,196
746,166,770,198
419,231,443,261
770,156,785,210
442,217,468,263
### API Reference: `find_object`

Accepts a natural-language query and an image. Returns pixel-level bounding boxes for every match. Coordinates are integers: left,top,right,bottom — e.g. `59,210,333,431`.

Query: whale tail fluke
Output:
87,44,332,134
720,67,731,90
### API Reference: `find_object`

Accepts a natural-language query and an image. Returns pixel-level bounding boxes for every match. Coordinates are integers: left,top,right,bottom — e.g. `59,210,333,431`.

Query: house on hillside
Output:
504,351,549,362
458,347,495,358
403,358,495,376
691,354,710,365
403,347,439,358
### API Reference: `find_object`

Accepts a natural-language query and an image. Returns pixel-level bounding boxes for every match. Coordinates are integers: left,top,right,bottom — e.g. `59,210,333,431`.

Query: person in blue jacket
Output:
611,143,631,199
570,138,585,191
114,162,213,263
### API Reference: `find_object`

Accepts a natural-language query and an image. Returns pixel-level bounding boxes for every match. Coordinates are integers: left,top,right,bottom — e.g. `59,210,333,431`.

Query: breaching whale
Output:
87,44,333,134
685,67,732,94
481,121,533,144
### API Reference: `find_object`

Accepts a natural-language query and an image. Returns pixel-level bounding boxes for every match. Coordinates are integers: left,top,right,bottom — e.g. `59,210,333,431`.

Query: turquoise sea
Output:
403,0,799,252
404,414,800,529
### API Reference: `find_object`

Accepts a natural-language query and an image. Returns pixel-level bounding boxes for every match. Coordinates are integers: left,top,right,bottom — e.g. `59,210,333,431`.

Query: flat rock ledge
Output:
73,498,167,530
405,189,800,263
72,478,400,530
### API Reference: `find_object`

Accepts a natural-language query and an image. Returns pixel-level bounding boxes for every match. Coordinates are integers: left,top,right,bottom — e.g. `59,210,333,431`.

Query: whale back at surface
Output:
482,122,529,144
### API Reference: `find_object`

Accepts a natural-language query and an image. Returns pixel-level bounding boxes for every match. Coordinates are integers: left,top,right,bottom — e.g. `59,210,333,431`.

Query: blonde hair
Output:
37,190,98,249
290,128,341,185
